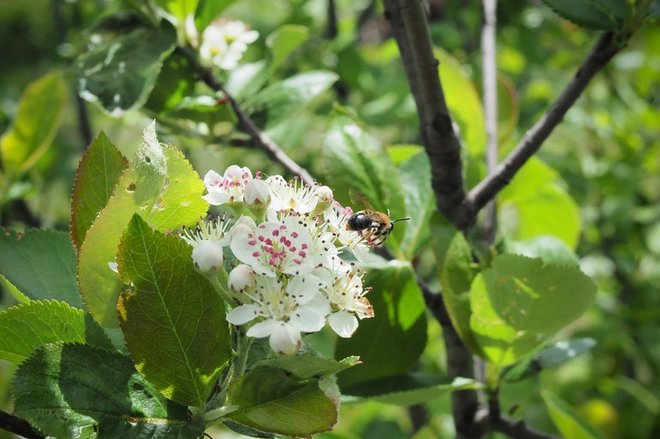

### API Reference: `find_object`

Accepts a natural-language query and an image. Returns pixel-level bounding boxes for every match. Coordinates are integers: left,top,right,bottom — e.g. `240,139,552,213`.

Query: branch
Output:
177,47,317,187
467,32,621,214
481,0,498,243
0,410,45,439
383,0,470,231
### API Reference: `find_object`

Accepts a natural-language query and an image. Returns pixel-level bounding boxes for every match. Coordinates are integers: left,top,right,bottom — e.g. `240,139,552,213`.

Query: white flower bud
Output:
315,185,334,203
228,264,257,292
191,239,224,273
244,179,271,206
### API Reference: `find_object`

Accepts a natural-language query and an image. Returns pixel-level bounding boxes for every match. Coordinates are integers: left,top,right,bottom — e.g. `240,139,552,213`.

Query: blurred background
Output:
0,0,658,437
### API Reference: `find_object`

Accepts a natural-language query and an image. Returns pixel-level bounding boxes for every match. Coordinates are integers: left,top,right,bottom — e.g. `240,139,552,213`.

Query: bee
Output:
346,188,410,247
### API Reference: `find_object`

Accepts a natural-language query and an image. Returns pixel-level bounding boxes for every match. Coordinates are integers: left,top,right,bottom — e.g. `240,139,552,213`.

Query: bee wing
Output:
348,187,375,211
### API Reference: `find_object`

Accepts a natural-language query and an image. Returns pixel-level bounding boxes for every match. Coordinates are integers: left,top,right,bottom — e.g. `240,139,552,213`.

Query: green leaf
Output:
541,0,628,30
0,229,82,308
70,132,127,250
78,138,208,327
498,157,581,250
75,24,177,116
335,262,427,388
144,52,196,114
0,300,111,364
388,144,424,166
342,374,481,406
155,0,199,24
266,25,309,73
469,254,596,367
542,390,602,439
0,72,66,177
226,367,339,436
435,49,486,187
322,113,407,254
13,343,203,439
503,338,596,382
432,223,481,355
117,215,230,408
255,354,360,380
195,0,236,30
246,70,338,127
398,152,434,258
504,236,579,267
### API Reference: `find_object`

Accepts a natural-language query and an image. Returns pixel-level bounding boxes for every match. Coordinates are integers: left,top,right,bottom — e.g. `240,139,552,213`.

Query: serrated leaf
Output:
226,367,338,437
498,157,581,249
0,71,66,177
335,262,427,388
75,24,177,116
70,132,127,250
503,338,596,382
542,391,602,439
322,113,407,254
470,254,596,367
78,142,208,327
342,374,481,406
0,229,81,307
398,151,434,258
266,25,309,73
117,215,230,407
255,354,360,380
432,223,481,355
0,300,111,363
13,343,203,439
542,0,628,30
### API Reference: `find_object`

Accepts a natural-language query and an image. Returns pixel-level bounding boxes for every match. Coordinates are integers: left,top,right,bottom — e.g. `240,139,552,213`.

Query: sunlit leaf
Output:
0,300,111,364
195,0,237,30
13,343,203,438
70,131,127,250
266,25,309,73
0,229,81,307
117,215,230,408
470,254,596,367
0,72,66,177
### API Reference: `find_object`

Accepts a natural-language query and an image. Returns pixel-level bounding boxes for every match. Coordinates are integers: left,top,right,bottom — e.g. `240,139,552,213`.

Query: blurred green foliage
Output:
0,0,658,438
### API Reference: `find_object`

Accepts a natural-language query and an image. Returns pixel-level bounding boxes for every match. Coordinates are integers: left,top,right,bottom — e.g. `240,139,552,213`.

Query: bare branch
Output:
383,0,470,230
481,0,498,242
0,410,45,439
468,32,621,213
177,47,317,187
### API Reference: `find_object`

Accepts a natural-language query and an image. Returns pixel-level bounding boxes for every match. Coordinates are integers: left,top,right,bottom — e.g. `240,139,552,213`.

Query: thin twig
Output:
481,0,498,243
0,410,45,439
176,47,317,187
467,32,621,214
383,0,470,231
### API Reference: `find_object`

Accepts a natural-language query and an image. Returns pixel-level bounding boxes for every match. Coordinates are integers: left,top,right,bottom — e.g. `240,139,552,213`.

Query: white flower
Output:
228,264,257,292
266,176,319,217
199,20,258,70
230,216,315,277
181,218,231,273
202,165,253,205
226,275,330,355
244,178,270,206
319,261,373,338
324,202,370,259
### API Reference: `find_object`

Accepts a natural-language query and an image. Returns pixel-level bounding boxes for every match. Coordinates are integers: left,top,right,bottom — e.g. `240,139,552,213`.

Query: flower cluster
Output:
198,19,258,70
183,166,374,355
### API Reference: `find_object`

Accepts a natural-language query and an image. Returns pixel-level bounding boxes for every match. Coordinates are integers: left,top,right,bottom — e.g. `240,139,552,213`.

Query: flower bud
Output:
192,239,224,273
228,264,257,292
244,179,271,206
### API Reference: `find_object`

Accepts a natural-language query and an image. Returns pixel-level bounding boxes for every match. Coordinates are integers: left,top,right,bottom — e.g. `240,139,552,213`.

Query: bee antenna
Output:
392,217,411,223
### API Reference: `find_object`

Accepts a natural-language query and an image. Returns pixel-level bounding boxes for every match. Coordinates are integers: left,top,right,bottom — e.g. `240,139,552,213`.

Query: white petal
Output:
226,304,260,325
228,264,257,291
286,274,319,304
328,311,359,338
191,240,224,272
268,323,300,355
306,293,331,317
202,190,229,206
247,319,279,338
289,306,326,333
230,230,274,276
203,170,223,188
